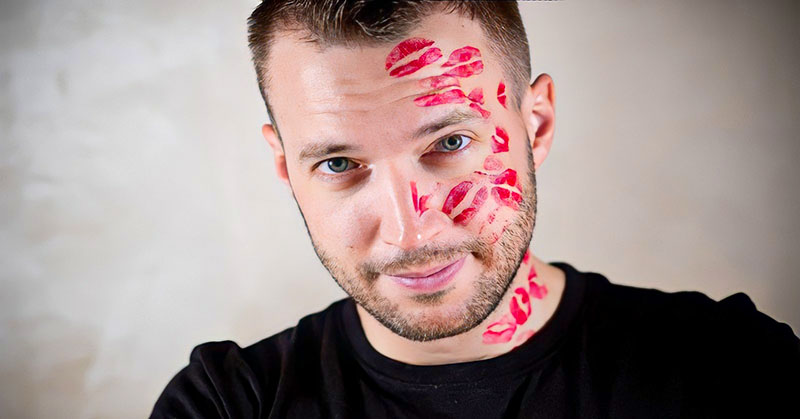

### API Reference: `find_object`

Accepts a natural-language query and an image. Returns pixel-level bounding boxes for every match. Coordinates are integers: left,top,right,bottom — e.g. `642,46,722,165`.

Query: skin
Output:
261,12,564,365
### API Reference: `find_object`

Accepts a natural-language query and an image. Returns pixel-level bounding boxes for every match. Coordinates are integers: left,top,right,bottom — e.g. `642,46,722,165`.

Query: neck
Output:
355,250,566,365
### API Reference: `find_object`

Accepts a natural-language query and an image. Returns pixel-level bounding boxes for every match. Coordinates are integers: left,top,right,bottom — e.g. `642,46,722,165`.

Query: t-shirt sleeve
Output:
150,341,263,419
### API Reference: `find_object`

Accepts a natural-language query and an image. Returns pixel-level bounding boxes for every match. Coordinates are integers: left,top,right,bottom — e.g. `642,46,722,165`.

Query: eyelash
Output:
314,134,475,178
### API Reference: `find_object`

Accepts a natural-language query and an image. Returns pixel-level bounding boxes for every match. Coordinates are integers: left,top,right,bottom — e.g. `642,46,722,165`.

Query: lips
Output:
386,256,467,292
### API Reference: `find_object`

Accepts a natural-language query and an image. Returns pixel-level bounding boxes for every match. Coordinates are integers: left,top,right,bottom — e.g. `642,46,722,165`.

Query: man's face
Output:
267,13,537,341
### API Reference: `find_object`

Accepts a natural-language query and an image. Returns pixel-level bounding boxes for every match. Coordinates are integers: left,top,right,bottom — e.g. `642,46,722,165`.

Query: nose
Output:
377,166,449,249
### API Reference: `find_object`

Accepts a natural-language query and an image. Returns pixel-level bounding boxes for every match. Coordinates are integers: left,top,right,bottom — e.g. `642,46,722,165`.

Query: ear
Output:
262,124,290,186
520,74,556,171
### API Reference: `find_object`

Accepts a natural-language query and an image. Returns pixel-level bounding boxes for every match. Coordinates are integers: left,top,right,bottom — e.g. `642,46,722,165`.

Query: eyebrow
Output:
412,109,482,139
298,142,359,164
296,109,481,164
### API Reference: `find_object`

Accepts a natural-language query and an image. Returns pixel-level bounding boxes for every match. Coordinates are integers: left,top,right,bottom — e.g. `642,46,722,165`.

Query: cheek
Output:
387,39,525,240
297,191,375,252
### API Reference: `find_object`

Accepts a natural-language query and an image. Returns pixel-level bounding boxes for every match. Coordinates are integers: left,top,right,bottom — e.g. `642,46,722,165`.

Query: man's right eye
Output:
318,157,354,174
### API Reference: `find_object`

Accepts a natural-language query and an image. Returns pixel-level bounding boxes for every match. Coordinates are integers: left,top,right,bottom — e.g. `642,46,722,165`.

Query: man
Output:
152,1,799,417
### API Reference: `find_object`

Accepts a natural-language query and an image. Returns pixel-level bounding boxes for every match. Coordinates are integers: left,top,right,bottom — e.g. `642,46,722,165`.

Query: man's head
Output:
247,0,556,341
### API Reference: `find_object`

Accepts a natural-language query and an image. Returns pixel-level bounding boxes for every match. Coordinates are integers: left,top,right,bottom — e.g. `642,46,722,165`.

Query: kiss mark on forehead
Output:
389,47,443,78
467,88,484,104
442,46,481,67
418,75,461,90
385,38,434,70
497,81,507,108
441,60,484,78
414,89,467,107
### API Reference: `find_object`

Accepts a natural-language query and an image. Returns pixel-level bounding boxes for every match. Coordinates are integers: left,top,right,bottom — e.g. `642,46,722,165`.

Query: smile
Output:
386,256,467,292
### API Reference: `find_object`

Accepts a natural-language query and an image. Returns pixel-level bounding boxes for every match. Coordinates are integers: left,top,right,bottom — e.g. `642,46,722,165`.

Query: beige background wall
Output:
1,0,798,417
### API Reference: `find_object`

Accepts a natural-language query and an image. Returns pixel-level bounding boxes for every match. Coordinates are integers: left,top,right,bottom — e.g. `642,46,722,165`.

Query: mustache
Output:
358,239,492,281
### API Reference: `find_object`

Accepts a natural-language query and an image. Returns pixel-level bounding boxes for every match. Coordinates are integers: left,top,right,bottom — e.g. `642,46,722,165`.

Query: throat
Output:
355,252,566,366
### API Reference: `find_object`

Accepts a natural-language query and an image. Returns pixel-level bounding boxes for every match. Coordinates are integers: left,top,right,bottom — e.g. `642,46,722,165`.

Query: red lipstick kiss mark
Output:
490,126,510,153
414,89,467,107
418,194,430,215
467,87,484,104
529,281,548,300
468,103,491,119
385,38,434,70
483,155,503,171
419,75,461,90
527,263,547,299
453,186,488,226
522,249,531,265
482,313,517,344
441,46,481,67
492,187,522,211
411,181,431,216
527,262,537,280
513,329,536,348
441,60,484,78
389,47,443,78
442,181,473,215
497,81,507,108
411,181,419,213
509,287,532,324
492,169,518,188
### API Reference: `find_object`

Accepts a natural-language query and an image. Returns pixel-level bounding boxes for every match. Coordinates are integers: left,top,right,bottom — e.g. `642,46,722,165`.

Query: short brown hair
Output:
247,0,531,124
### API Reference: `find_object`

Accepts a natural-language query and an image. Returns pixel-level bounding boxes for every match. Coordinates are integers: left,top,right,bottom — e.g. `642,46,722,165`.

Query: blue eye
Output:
319,157,353,174
436,135,472,152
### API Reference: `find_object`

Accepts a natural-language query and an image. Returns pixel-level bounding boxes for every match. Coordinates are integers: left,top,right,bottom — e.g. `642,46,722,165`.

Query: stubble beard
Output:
298,147,537,342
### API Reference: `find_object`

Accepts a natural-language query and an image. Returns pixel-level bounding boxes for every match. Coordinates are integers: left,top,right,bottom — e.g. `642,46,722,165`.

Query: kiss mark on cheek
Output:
452,186,488,226
389,47,443,78
483,155,504,171
385,38,434,70
442,46,481,67
490,126,510,153
441,181,473,215
497,81,507,108
491,187,522,211
492,169,518,188
468,103,491,119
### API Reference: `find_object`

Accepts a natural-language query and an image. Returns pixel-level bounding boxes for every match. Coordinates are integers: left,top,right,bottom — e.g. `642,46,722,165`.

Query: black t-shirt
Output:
151,262,800,418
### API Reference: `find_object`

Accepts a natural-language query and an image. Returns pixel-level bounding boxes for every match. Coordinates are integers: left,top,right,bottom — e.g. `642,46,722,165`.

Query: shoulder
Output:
150,298,350,418
572,266,800,414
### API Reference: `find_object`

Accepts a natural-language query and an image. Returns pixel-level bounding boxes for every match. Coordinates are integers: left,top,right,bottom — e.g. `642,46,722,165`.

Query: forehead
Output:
266,12,496,150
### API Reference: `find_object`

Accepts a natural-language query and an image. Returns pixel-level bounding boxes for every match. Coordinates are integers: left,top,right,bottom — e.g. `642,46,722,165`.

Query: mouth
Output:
385,256,467,292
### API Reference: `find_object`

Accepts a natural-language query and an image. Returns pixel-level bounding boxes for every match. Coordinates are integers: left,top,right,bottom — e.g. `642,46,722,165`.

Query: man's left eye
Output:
434,135,472,152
